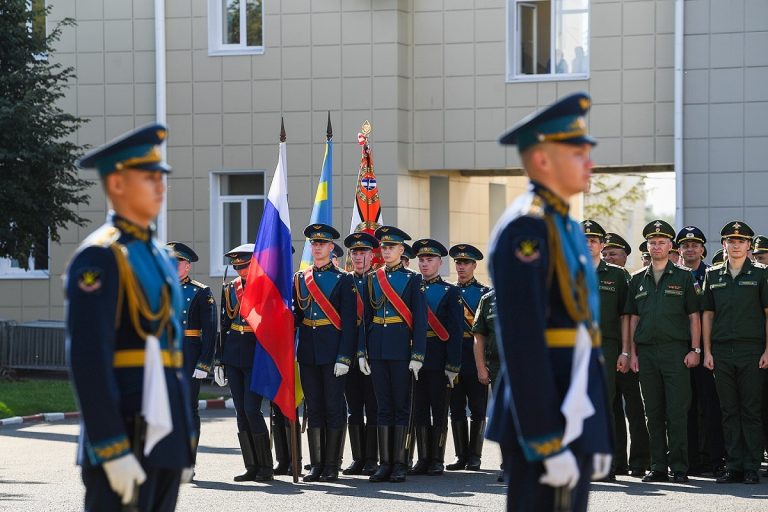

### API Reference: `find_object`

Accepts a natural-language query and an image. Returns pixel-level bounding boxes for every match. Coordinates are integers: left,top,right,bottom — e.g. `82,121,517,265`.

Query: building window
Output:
0,241,49,280
507,0,589,82
208,0,264,56
210,171,265,275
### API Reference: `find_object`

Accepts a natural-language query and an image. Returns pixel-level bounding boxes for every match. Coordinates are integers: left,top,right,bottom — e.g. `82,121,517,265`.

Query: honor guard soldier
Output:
214,245,273,482
167,242,217,471
600,232,649,477
358,226,427,483
702,221,768,484
408,239,463,476
67,124,194,510
489,93,613,511
446,244,491,472
342,232,380,476
626,220,701,483
293,224,356,482
401,242,415,268
332,242,344,267
677,226,725,477
602,233,631,267
753,236,768,265
581,221,638,480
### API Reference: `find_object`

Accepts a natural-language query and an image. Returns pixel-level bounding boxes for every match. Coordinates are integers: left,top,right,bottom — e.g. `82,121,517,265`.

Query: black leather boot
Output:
251,432,274,481
320,427,345,482
446,419,468,471
407,426,430,475
272,419,289,475
343,424,365,475
234,432,259,481
466,419,486,471
427,426,447,475
390,425,409,483
303,427,324,482
369,426,392,482
361,424,379,475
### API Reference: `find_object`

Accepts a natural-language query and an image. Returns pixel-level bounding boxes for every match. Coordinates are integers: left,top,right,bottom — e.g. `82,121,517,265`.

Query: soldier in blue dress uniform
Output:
166,242,216,471
358,226,427,483
67,123,194,511
401,242,415,268
446,243,492,472
488,93,613,511
407,239,463,476
213,244,273,482
342,231,381,476
293,224,357,482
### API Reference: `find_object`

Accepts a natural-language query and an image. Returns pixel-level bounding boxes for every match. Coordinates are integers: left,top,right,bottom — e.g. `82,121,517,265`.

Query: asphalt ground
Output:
2,410,768,511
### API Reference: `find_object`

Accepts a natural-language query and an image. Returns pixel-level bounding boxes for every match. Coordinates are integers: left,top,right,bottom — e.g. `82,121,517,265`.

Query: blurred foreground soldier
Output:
293,224,356,482
602,233,631,267
447,244,491,471
359,226,427,483
215,244,273,482
342,232,380,475
626,220,701,483
677,226,725,476
702,221,768,484
167,242,216,474
753,236,768,265
408,239,462,476
489,93,612,511
600,232,649,477
67,124,193,511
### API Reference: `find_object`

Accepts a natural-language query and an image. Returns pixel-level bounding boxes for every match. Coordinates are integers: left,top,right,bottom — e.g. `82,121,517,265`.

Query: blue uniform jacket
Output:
179,277,216,374
65,213,194,469
358,263,427,363
219,277,258,369
487,182,612,462
422,277,463,373
455,278,491,374
292,263,356,366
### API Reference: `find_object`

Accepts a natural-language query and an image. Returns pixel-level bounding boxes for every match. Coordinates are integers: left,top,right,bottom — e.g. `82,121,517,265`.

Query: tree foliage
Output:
584,174,647,226
0,1,89,269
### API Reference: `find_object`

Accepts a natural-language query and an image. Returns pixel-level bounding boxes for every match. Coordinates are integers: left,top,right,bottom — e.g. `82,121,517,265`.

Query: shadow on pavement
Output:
591,477,768,499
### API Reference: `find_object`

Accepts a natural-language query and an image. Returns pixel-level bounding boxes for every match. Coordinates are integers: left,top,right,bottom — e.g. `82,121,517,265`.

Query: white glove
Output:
591,453,612,480
539,449,580,490
445,370,458,388
192,369,208,380
408,360,423,380
358,357,371,376
333,362,350,377
181,466,195,484
214,365,228,387
102,453,147,505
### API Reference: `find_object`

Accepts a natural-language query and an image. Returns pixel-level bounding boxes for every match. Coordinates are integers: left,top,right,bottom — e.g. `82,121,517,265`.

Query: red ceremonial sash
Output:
427,306,449,341
375,267,413,330
303,268,342,330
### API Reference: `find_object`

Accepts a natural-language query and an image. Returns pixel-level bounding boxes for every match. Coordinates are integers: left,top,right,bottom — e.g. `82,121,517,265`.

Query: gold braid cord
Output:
224,283,239,320
544,216,590,324
367,275,387,310
110,244,171,339
294,273,312,311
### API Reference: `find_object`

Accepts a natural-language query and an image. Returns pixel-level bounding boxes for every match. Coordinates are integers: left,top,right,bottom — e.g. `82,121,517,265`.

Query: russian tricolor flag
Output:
240,140,297,421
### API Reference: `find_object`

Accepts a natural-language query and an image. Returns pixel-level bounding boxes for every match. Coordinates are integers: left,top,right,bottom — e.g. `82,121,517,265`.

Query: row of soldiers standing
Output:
180,223,498,484
583,218,768,484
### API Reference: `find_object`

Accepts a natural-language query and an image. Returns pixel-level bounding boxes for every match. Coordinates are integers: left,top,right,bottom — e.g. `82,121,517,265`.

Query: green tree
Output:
0,1,89,269
584,174,646,225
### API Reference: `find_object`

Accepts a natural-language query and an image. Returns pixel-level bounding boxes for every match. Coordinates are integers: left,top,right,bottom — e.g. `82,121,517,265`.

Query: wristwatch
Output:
691,347,701,354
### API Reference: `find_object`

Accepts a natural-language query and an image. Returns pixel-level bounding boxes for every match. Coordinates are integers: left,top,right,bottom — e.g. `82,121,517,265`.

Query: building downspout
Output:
673,0,684,229
155,0,168,241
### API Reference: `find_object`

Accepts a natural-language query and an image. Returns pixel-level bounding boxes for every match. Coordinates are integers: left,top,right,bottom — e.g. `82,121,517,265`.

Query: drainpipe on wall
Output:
155,0,168,241
673,0,684,229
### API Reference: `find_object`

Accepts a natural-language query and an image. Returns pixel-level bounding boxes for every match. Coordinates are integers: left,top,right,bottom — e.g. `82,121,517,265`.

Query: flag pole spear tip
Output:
280,117,286,142
326,111,332,141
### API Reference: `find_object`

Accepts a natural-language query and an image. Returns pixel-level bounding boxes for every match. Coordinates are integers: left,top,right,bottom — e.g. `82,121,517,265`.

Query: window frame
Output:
209,169,266,277
506,0,590,83
0,240,51,280
207,0,265,57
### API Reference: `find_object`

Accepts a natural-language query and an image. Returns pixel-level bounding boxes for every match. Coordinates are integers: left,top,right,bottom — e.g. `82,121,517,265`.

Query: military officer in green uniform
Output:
581,220,634,480
753,235,768,265
626,220,701,483
639,241,651,267
601,232,650,477
712,249,725,266
702,221,768,484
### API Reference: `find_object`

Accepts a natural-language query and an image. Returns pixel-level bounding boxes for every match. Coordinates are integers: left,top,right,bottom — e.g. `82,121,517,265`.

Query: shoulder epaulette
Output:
190,279,209,289
753,262,767,269
604,262,625,272
706,263,724,272
522,193,546,219
80,225,121,249
631,267,647,277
